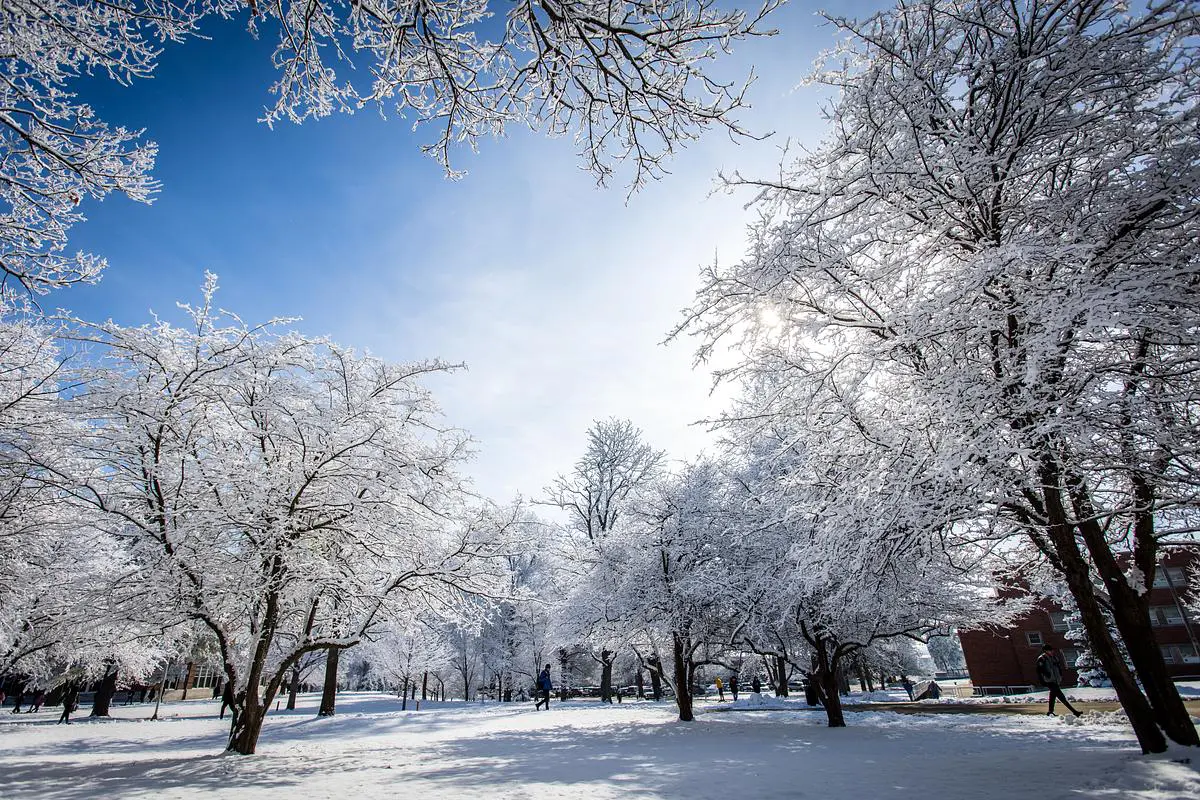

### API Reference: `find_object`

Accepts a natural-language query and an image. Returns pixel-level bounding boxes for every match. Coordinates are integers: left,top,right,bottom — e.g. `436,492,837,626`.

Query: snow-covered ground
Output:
1,692,1197,799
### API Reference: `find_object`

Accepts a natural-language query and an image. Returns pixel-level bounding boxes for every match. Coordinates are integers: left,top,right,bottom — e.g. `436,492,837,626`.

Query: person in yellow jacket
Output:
715,676,725,702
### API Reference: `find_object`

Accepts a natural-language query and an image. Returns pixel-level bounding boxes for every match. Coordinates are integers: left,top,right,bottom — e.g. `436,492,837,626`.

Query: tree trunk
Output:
775,655,789,697
288,598,320,711
648,658,663,701
600,650,614,704
421,671,429,701
806,633,844,729
401,676,409,711
227,696,267,755
90,666,119,717
1072,493,1200,747
1039,460,1166,753
671,633,694,722
318,647,339,717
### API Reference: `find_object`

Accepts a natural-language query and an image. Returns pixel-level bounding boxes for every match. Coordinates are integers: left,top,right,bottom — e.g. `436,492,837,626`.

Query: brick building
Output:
958,547,1199,692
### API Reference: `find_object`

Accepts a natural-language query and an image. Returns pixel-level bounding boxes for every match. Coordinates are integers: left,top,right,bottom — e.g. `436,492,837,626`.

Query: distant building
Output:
958,547,1199,693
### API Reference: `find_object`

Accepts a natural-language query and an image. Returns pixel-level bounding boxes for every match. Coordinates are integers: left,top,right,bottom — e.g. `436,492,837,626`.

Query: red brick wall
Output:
959,606,1078,689
959,546,1199,686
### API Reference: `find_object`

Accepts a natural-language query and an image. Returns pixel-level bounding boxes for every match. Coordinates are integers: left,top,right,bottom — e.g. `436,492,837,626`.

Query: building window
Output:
1150,605,1185,627
1161,645,1199,665
1061,648,1080,666
1025,631,1044,647
1152,566,1187,588
1049,611,1070,632
192,665,219,690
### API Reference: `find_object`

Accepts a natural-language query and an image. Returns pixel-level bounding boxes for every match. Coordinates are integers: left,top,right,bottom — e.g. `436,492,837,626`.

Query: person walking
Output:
29,691,45,713
751,676,762,695
58,684,79,725
901,676,914,701
715,676,725,702
11,688,24,713
729,674,739,702
534,664,553,711
1036,644,1081,717
219,682,235,720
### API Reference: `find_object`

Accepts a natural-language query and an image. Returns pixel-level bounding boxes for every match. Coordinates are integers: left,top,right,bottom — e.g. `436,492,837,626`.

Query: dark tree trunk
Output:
318,647,339,717
1038,459,1166,753
671,633,694,722
421,671,429,701
1072,489,1200,747
90,666,119,717
600,650,615,704
401,677,409,711
288,599,320,711
286,665,301,711
775,655,789,697
648,658,663,701
228,695,267,755
813,640,844,728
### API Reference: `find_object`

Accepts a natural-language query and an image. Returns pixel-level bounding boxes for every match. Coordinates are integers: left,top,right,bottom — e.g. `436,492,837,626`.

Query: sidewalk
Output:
846,699,1200,716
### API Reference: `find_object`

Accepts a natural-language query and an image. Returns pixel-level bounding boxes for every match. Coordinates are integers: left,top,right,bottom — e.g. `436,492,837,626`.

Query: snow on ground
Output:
1,692,1197,800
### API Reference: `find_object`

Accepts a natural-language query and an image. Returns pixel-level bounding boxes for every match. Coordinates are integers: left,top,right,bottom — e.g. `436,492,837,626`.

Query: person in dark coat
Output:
58,684,79,724
751,676,762,694
729,674,739,702
534,664,553,711
11,689,25,713
220,682,235,720
29,691,45,712
1036,644,1080,717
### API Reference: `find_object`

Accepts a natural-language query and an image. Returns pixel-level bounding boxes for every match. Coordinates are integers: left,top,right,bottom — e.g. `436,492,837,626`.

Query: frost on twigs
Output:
261,0,782,188
0,1,779,297
679,0,1200,752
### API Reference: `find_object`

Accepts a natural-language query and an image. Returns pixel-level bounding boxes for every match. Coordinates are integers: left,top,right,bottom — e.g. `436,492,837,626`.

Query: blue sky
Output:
57,2,886,503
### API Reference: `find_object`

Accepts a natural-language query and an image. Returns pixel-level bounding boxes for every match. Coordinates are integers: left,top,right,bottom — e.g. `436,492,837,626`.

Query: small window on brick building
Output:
1060,648,1079,666
1150,605,1185,627
1152,566,1187,588
1025,631,1044,647
1049,611,1070,632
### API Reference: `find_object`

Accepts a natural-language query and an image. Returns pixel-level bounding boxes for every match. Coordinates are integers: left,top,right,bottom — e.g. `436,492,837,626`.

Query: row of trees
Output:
537,417,1001,727
0,278,530,752
677,0,1200,753
0,0,780,756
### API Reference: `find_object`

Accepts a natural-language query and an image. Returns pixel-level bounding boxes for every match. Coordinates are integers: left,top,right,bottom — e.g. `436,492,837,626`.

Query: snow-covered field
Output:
1,692,1197,799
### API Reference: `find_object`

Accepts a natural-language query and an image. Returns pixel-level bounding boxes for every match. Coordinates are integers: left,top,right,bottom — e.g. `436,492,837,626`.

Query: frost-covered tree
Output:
682,0,1200,752
722,403,1008,727
925,635,966,676
0,0,778,294
356,620,453,707
546,418,665,541
588,459,738,721
545,418,666,702
60,277,517,754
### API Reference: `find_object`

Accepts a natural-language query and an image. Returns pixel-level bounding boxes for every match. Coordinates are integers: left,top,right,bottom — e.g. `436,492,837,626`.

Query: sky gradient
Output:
57,2,886,504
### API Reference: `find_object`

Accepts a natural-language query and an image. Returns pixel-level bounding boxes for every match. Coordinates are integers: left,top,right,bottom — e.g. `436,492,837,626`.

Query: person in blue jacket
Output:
535,664,553,711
